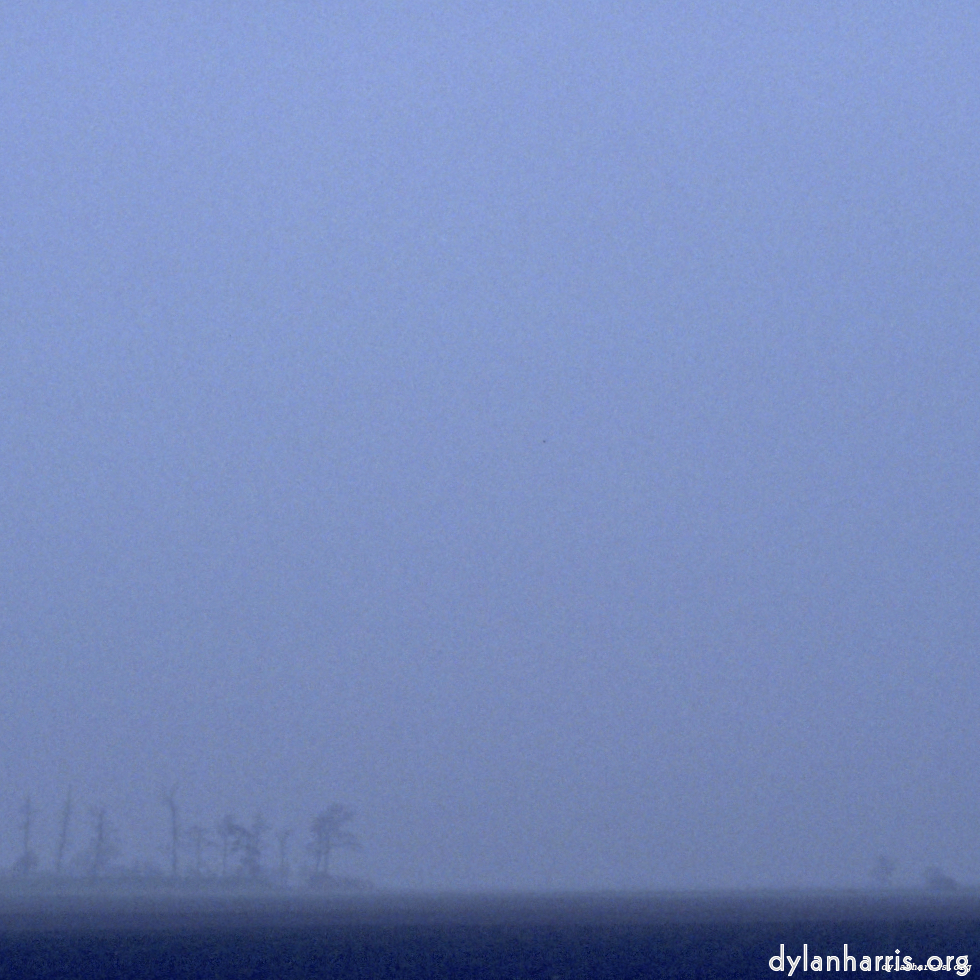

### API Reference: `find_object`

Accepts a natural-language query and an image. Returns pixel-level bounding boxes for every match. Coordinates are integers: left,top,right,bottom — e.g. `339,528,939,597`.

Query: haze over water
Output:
0,4,978,892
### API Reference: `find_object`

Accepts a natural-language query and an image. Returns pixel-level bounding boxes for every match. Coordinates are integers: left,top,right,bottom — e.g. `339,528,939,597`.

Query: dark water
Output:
0,892,975,978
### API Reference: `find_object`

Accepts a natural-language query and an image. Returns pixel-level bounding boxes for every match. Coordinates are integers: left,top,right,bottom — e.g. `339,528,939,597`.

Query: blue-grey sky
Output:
1,3,978,890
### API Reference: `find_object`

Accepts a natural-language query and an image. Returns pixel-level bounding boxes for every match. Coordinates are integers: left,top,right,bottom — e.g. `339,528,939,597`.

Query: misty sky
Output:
0,4,978,890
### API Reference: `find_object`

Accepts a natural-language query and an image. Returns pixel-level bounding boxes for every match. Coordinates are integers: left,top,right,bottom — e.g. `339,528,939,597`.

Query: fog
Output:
0,3,977,891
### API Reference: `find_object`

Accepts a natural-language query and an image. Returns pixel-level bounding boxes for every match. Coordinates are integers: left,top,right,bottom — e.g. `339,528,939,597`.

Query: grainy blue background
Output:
0,3,977,890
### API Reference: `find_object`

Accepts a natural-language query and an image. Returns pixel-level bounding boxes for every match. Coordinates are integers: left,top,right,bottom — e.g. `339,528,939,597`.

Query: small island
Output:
0,791,370,897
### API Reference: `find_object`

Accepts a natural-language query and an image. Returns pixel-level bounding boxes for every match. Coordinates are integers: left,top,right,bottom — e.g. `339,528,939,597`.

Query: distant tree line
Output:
3,789,364,890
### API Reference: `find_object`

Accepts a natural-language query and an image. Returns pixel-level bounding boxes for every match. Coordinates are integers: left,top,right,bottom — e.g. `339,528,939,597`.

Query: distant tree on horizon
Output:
308,804,360,879
923,866,958,892
184,823,214,877
215,814,268,879
12,796,37,876
76,807,120,880
217,815,239,877
870,854,896,887
240,813,268,879
54,788,72,877
162,785,180,877
275,828,292,886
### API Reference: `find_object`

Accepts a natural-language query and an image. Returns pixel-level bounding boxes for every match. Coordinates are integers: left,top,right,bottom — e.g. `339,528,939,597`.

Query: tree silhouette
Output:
12,796,37,876
240,813,268,880
216,815,240,878
214,814,267,879
162,785,180,878
870,854,895,887
78,807,120,880
54,788,72,877
924,866,958,891
275,828,292,886
308,804,359,879
184,824,214,877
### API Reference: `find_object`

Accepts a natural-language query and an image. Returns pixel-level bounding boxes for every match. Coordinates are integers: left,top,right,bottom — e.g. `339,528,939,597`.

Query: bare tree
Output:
79,807,119,880
216,815,239,878
308,804,360,879
924,866,958,892
55,788,72,877
240,813,268,880
275,828,292,886
184,824,214,878
870,854,896,887
12,796,37,876
162,785,180,878
215,814,267,879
